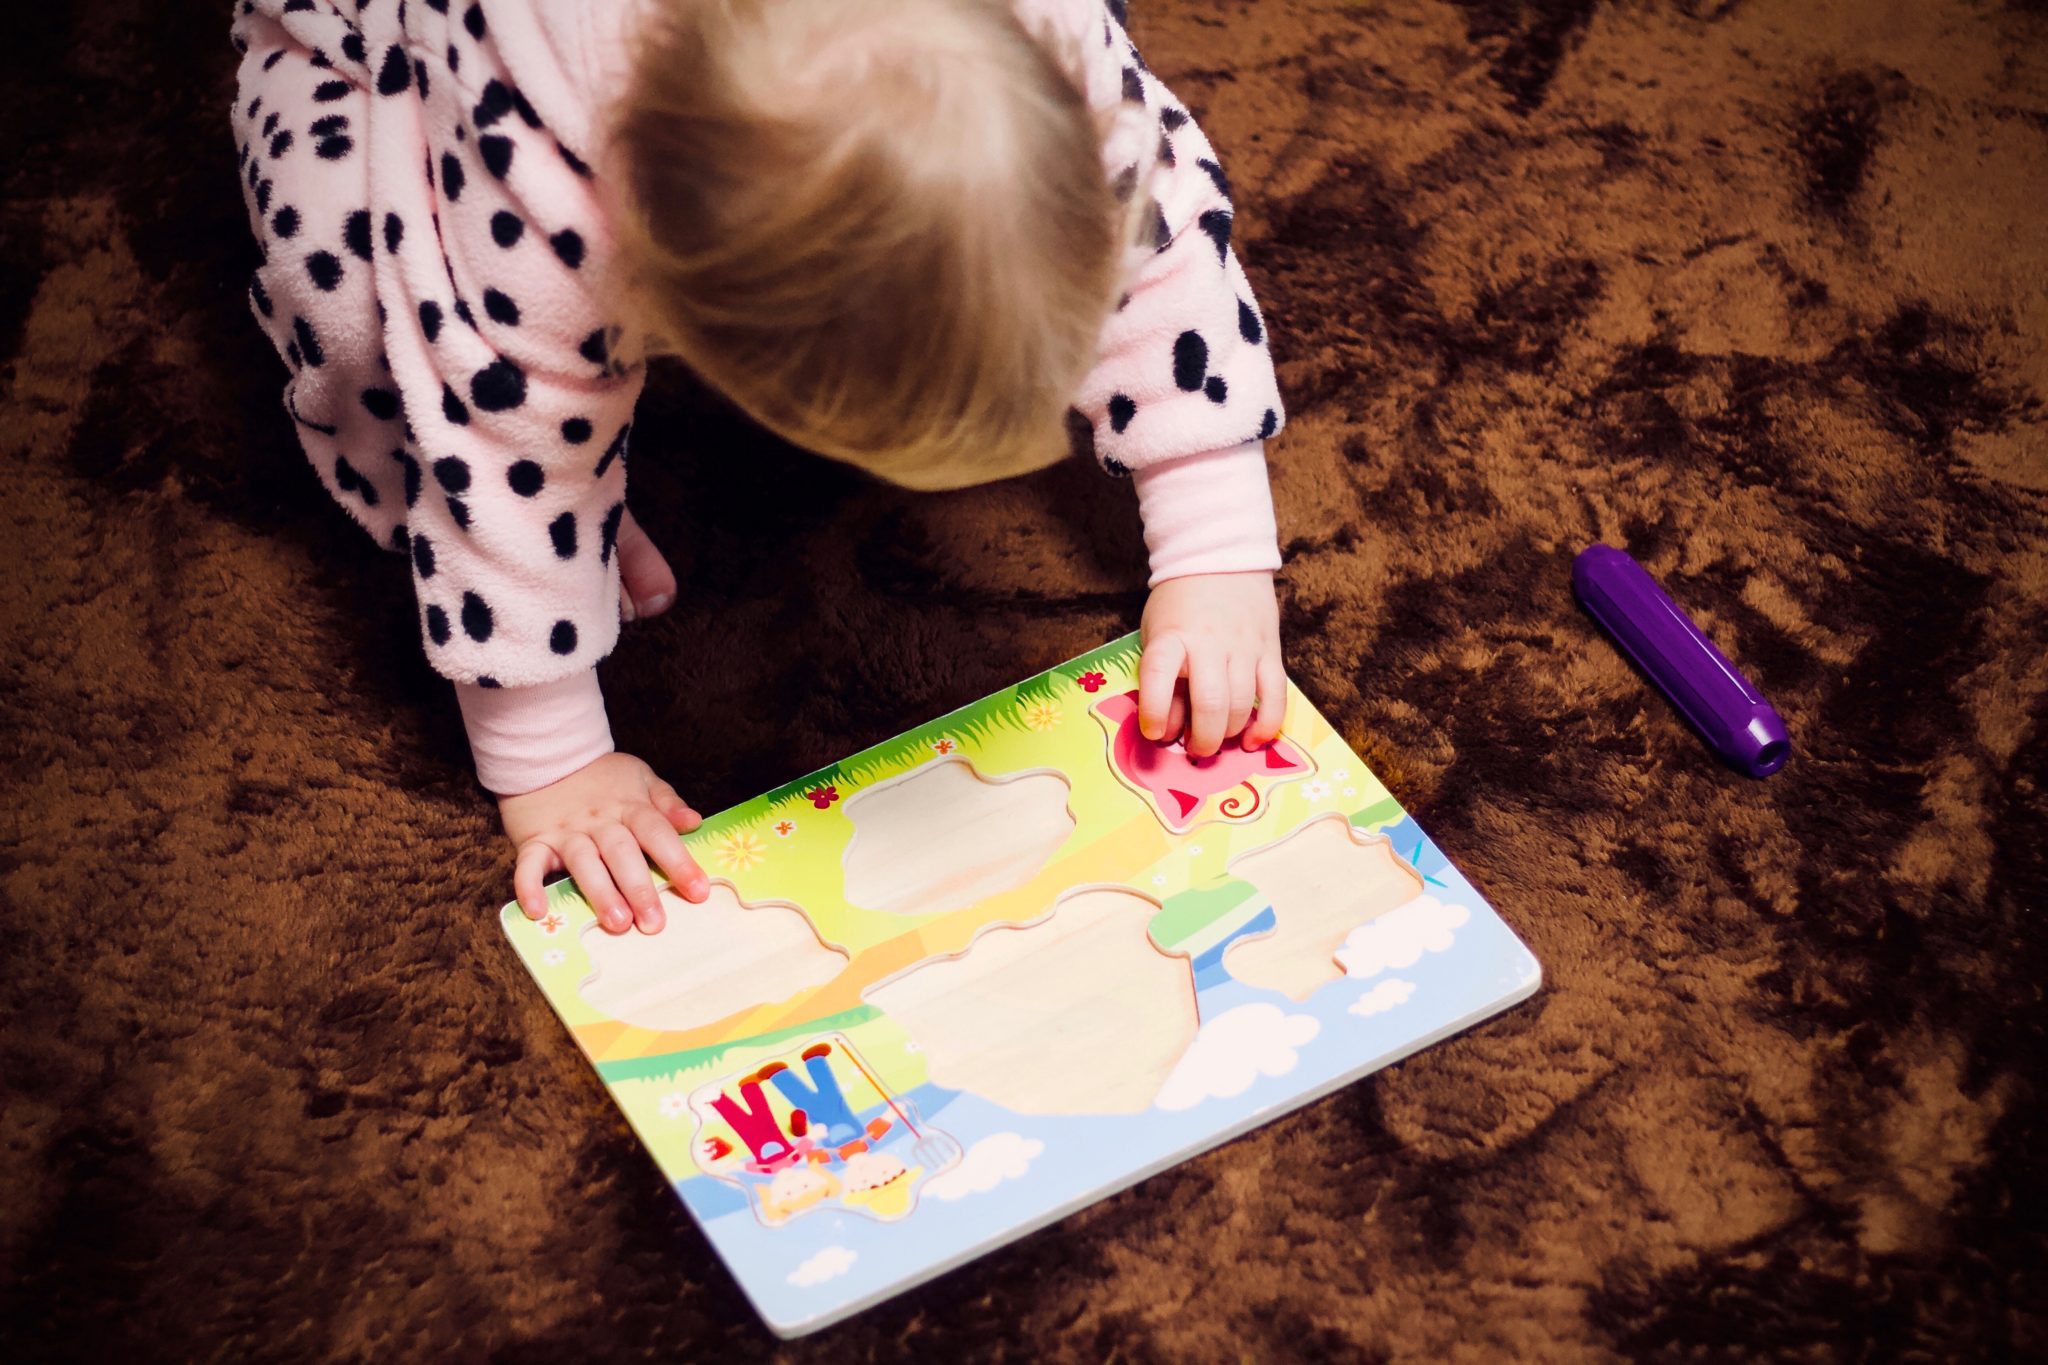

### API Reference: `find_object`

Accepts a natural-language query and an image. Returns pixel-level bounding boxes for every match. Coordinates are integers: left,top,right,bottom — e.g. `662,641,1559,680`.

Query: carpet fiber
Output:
4,1,2045,1358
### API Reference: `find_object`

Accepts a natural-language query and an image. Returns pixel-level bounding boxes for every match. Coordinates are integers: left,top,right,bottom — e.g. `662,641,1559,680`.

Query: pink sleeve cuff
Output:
1131,440,1283,586
455,668,615,796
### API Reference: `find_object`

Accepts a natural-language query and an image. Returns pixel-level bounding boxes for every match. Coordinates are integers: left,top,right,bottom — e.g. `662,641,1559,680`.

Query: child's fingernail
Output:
621,598,637,623
644,593,671,614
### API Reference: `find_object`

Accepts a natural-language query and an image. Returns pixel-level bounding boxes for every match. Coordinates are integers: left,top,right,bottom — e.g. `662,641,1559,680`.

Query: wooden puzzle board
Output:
502,634,1541,1337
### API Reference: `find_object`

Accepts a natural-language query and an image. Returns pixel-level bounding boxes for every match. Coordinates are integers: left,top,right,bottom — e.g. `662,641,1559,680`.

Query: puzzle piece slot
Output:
841,758,1076,917
1222,815,1426,1000
864,885,1197,1115
577,884,847,1032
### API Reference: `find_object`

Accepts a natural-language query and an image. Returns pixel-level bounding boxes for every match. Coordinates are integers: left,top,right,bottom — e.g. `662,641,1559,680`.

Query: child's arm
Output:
1049,0,1290,754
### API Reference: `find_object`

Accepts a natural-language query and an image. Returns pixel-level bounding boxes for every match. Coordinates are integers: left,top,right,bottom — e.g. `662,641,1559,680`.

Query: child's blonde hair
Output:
613,0,1130,490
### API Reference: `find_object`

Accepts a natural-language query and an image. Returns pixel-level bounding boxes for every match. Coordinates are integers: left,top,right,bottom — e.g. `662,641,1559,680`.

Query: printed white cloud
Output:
920,1132,1045,1202
787,1245,857,1287
1349,978,1417,1017
1334,895,1469,980
1153,1003,1320,1112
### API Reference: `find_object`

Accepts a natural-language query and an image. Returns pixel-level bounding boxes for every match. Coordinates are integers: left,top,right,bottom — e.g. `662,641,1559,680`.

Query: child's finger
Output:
1138,635,1187,741
1162,686,1189,744
1244,652,1290,748
1185,647,1231,757
628,806,711,902
596,825,666,933
513,840,561,919
650,779,702,832
1224,653,1257,743
562,833,632,935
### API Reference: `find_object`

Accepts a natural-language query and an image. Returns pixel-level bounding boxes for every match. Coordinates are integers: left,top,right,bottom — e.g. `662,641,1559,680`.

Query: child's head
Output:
614,0,1128,490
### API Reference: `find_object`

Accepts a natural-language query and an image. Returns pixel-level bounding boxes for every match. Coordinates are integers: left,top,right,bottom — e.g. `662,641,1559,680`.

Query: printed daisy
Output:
658,1093,689,1120
773,818,797,839
929,737,956,756
1334,768,1351,781
1343,787,1356,798
715,829,768,871
538,911,566,937
1021,700,1063,732
543,949,566,968
1151,872,1168,887
1189,845,1204,856
1302,780,1332,802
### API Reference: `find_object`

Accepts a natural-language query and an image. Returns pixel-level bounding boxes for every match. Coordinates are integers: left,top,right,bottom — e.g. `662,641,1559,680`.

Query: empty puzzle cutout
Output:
841,758,1076,917
579,884,848,1033
1223,815,1426,1000
863,886,1198,1115
1092,689,1314,833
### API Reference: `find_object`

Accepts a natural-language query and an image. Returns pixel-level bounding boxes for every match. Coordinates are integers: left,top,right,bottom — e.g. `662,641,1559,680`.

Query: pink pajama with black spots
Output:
230,0,1287,793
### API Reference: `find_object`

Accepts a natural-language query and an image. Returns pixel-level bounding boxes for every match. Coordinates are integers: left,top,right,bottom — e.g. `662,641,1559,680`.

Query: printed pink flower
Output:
773,818,797,838
1077,670,1107,693
539,911,566,937
804,784,840,810
930,737,956,756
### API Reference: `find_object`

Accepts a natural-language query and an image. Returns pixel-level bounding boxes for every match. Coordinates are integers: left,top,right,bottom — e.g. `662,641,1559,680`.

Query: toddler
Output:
229,0,1290,933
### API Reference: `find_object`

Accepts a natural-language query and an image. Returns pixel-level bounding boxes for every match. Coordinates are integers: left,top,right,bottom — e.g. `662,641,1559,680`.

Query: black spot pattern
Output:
333,455,377,506
383,212,404,253
360,387,400,420
599,502,624,565
549,620,577,655
441,383,468,425
418,299,442,342
490,210,523,247
412,532,436,578
463,4,485,40
578,328,607,365
269,130,293,159
425,604,450,645
432,457,470,493
440,151,464,201
460,591,492,642
549,230,583,268
1108,394,1137,433
1197,208,1233,262
1197,157,1231,201
392,449,421,506
306,251,342,291
507,460,544,496
474,81,513,128
250,273,273,317
1173,331,1208,391
1161,106,1188,132
470,357,525,411
313,79,349,103
271,205,299,238
1238,298,1263,344
1205,375,1228,404
1123,67,1145,102
594,423,629,478
446,496,470,530
1258,408,1278,439
344,209,372,261
548,512,576,559
315,134,352,160
482,289,519,325
560,417,592,444
376,44,410,95
292,315,323,366
478,134,513,179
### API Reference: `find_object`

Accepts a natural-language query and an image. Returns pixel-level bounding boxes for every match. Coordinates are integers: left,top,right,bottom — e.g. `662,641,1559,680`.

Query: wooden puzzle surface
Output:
504,635,1539,1336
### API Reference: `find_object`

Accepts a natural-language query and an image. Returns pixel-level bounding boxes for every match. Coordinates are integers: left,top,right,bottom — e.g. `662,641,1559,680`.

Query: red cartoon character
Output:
1092,689,1313,833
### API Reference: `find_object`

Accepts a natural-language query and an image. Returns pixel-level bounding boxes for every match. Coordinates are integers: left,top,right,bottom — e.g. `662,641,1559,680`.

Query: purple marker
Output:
1572,545,1791,777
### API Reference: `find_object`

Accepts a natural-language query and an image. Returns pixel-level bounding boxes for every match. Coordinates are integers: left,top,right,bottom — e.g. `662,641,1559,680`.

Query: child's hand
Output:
1138,571,1287,758
500,752,713,934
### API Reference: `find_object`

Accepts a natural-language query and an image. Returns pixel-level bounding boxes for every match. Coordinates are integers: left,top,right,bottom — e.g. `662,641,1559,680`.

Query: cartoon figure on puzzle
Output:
1092,688,1314,833
688,1034,962,1227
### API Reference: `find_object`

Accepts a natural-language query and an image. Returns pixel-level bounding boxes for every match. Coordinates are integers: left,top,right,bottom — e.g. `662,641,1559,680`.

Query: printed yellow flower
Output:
1021,700,1063,732
714,829,768,871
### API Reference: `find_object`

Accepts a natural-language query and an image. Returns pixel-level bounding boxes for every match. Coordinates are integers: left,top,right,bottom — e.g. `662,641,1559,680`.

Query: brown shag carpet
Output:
4,1,2046,1358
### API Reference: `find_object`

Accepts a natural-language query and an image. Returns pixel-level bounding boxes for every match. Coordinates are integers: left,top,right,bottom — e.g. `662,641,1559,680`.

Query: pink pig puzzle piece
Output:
1092,689,1314,832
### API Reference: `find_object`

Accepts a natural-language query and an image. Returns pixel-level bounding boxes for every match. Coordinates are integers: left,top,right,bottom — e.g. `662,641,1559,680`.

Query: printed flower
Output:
1021,700,1063,732
1301,780,1332,803
1189,845,1204,856
715,829,768,871
1151,872,1168,887
930,737,956,756
1076,670,1107,693
804,784,840,810
1342,787,1357,798
1334,768,1351,781
538,911,566,937
772,818,797,839
543,949,566,968
658,1093,689,1120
